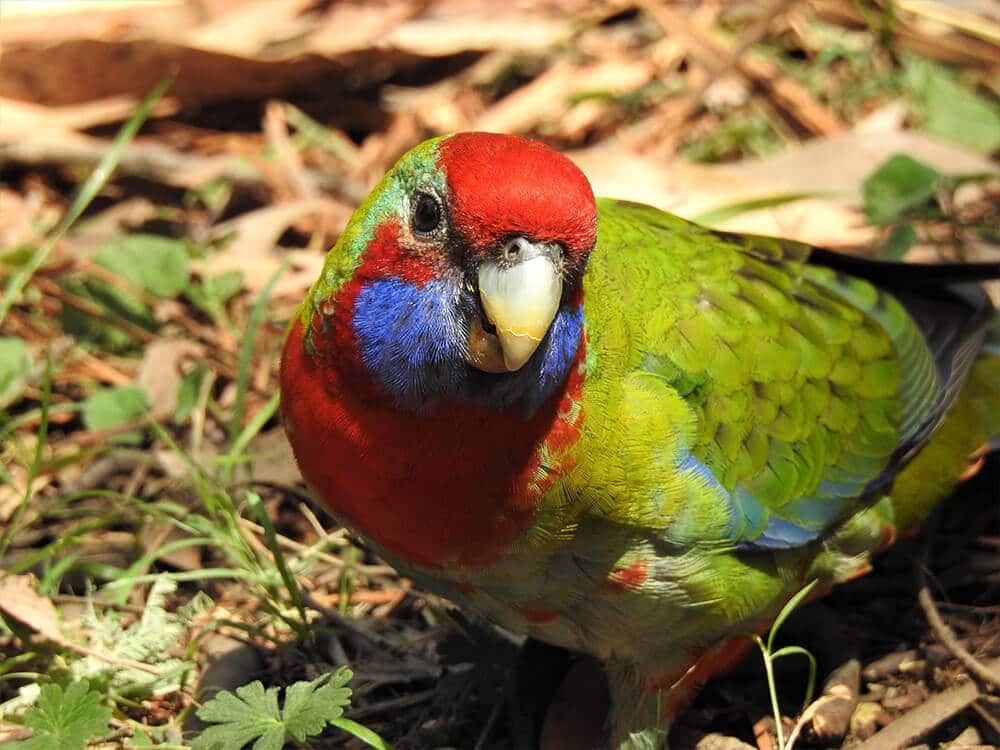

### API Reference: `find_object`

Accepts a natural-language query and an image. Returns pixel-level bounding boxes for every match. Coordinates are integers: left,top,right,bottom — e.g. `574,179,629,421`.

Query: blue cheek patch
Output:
352,277,585,413
539,305,584,394
353,278,465,405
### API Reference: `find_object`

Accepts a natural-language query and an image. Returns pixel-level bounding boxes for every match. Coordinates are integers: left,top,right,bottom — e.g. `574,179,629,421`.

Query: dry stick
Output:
969,700,1000,738
472,695,505,750
301,591,411,657
49,594,146,615
347,688,436,721
51,636,163,677
917,587,1000,688
30,275,156,344
60,451,156,496
916,516,1000,690
263,100,319,201
850,666,999,750
0,136,369,205
236,516,389,576
67,259,238,379
636,0,842,152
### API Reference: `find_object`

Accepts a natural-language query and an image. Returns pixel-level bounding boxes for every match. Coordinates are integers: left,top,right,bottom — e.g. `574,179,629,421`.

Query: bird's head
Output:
298,132,597,411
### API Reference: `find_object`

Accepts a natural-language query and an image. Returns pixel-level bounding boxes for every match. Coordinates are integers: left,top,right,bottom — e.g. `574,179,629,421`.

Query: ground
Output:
1,1,998,748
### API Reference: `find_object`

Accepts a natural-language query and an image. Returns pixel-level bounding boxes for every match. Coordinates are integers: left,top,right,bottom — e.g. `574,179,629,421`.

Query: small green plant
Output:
751,579,818,750
0,77,173,327
862,153,996,260
193,667,394,750
682,113,784,164
8,680,112,750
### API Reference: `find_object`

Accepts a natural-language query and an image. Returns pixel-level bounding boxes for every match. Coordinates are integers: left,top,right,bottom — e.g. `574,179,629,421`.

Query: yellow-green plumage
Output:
281,134,1000,750
389,199,1000,749
570,200,957,547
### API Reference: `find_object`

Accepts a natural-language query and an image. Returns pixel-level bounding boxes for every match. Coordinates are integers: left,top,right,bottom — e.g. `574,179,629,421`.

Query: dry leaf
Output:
0,574,65,644
68,198,161,257
139,522,204,572
573,127,997,247
137,339,205,421
305,0,419,56
384,14,573,56
0,0,197,45
476,59,655,134
209,199,335,258
245,427,301,485
0,40,416,107
184,0,315,56
0,96,178,143
723,129,998,203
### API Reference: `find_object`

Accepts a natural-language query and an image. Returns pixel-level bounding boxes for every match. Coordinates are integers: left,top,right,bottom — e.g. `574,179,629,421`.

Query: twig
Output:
30,275,156,344
472,694,504,750
916,515,1000,689
262,100,319,201
917,585,1000,688
49,594,146,615
636,0,843,153
347,688,436,721
236,516,375,573
0,134,368,204
47,636,163,676
308,589,407,608
69,417,162,447
64,259,238,378
970,699,1000,739
60,451,156,496
301,592,405,654
851,666,997,750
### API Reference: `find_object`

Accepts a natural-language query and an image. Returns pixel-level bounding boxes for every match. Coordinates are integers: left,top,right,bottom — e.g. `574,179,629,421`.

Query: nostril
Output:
503,238,525,262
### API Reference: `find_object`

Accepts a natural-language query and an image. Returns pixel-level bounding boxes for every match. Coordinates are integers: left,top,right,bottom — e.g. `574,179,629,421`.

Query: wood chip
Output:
804,658,861,743
853,658,1000,750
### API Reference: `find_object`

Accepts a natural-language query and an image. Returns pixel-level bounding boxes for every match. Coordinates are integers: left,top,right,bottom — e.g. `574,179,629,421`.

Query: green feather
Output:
571,198,944,547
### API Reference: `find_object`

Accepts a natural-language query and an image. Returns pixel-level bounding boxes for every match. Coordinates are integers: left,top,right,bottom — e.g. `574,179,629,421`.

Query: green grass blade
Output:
771,645,818,710
0,76,174,326
247,491,309,635
767,579,818,652
330,718,396,750
104,568,258,589
226,391,280,481
692,192,828,228
227,256,291,448
111,537,218,605
0,356,52,558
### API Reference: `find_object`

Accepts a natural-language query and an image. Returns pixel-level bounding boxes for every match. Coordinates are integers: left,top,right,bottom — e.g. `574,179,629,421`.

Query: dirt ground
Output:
1,1,998,748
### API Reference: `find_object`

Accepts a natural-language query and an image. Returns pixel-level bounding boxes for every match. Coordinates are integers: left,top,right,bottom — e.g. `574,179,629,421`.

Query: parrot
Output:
279,132,1000,749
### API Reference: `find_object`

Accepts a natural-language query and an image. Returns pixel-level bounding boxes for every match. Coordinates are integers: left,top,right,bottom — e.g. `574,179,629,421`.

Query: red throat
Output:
439,133,596,261
279,318,587,569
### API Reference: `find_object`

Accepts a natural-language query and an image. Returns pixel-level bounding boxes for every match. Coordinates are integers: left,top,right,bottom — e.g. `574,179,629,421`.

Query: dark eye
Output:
411,192,442,235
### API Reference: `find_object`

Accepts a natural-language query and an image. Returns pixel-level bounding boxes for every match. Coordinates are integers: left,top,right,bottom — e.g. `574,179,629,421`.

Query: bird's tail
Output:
814,308,1000,586
888,309,1000,530
970,311,1000,443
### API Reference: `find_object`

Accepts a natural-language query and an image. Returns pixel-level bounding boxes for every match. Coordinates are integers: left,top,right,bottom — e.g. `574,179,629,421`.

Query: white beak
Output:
475,244,563,372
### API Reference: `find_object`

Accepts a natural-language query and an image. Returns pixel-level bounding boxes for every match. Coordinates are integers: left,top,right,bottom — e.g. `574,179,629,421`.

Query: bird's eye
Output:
411,192,442,235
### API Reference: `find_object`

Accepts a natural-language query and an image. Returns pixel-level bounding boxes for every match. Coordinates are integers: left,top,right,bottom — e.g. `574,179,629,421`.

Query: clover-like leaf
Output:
193,668,355,750
10,681,112,750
